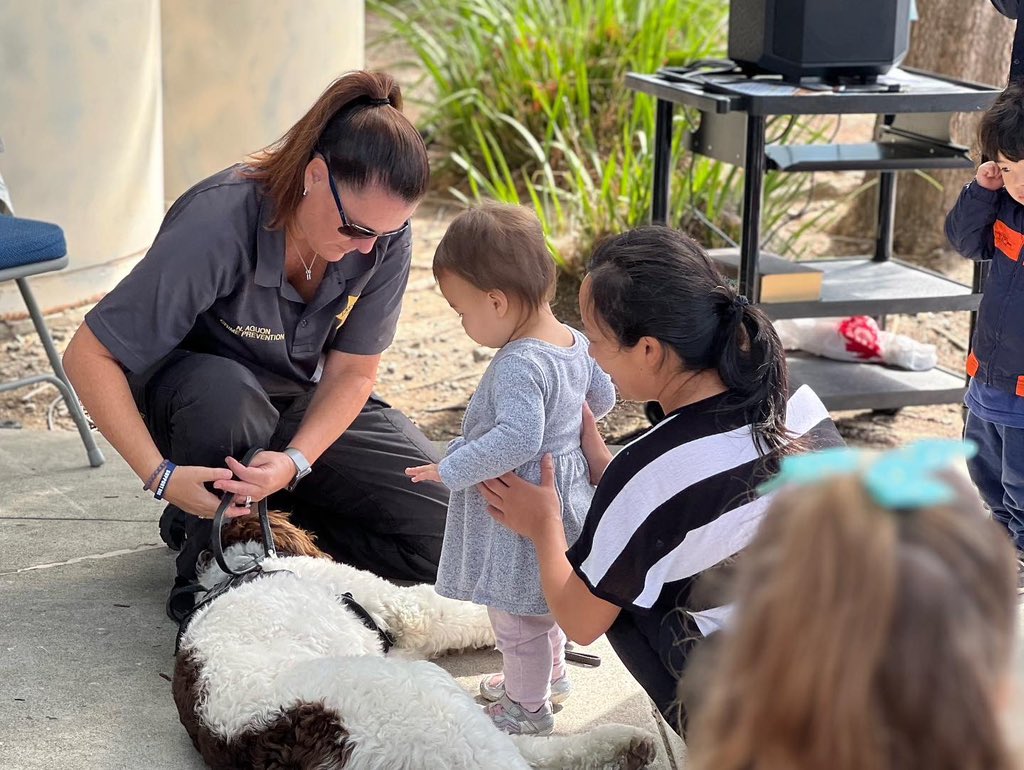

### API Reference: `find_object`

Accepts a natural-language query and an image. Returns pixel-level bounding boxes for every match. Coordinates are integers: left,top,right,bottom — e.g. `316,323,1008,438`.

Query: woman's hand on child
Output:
405,463,442,483
480,454,562,542
976,161,1005,191
581,403,612,486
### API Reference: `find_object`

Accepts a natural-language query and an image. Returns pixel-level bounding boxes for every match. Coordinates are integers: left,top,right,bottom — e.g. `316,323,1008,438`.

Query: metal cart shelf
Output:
764,142,972,172
626,66,1001,412
787,355,969,411
705,249,982,319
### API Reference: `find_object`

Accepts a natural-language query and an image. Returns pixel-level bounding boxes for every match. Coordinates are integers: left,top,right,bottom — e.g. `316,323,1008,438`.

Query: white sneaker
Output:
484,693,554,736
479,672,572,705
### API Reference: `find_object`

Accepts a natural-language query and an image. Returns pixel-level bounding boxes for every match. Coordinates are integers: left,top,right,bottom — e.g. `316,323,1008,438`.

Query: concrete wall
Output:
0,0,364,317
161,0,365,204
0,0,165,317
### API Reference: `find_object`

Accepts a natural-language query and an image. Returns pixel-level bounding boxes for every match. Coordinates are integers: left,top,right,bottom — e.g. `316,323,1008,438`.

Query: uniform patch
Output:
335,295,359,329
993,219,1024,261
218,319,285,342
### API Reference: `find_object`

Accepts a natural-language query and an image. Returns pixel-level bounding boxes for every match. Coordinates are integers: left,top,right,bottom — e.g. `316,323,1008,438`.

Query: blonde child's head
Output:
433,203,555,347
689,441,1019,770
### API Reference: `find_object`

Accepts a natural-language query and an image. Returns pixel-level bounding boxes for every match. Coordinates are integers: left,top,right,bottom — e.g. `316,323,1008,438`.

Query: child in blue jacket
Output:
945,81,1024,590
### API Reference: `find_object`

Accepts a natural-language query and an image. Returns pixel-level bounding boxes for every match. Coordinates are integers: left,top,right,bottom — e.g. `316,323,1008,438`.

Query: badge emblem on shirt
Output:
335,295,359,329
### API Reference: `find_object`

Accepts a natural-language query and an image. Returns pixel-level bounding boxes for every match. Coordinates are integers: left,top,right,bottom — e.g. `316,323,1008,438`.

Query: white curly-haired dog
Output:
172,513,657,769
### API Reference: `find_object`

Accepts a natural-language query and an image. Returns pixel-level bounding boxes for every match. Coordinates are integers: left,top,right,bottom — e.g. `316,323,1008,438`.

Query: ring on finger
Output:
244,496,252,506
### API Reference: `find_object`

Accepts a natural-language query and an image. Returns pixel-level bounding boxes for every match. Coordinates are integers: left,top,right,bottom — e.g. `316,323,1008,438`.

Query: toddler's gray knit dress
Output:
435,326,616,615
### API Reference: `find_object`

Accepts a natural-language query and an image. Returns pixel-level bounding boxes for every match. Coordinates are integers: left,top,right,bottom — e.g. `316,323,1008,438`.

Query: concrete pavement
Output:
0,430,685,770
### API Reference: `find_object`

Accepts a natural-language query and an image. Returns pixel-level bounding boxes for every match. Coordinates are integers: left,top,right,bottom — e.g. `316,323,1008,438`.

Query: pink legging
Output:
487,606,568,712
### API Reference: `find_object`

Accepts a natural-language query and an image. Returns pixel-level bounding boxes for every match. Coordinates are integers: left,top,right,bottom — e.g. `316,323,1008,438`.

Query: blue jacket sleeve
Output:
944,181,1002,262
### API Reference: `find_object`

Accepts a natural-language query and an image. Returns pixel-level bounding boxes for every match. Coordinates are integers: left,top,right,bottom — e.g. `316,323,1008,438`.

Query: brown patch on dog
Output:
174,649,353,769
221,510,329,559
245,702,353,769
172,650,205,751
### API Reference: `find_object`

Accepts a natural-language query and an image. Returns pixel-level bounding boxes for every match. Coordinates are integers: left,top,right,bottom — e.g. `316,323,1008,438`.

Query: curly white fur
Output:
181,545,655,769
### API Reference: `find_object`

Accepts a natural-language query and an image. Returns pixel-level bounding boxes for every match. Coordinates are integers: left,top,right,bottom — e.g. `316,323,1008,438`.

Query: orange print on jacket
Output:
993,219,1024,261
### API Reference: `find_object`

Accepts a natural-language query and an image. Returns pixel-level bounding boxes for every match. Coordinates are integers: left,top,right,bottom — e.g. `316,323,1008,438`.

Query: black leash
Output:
339,593,396,653
172,446,394,654
211,446,276,577
172,446,276,653
565,643,602,667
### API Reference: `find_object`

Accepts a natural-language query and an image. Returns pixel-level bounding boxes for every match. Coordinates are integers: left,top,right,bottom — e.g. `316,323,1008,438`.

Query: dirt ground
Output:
0,199,974,448
0,198,647,444
0,13,976,449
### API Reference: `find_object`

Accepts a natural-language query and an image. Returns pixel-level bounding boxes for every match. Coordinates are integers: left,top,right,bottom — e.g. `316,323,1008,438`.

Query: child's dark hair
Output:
586,226,789,453
979,81,1024,162
433,203,555,310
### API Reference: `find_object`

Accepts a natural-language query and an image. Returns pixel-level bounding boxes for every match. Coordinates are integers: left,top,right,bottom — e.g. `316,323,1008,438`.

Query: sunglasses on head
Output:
318,152,409,240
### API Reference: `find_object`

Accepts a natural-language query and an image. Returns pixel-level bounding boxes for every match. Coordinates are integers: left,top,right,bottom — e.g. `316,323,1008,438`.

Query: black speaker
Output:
728,0,912,83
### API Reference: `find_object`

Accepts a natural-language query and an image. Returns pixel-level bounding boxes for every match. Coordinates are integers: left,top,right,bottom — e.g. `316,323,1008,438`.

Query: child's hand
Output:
405,463,441,484
976,161,1005,191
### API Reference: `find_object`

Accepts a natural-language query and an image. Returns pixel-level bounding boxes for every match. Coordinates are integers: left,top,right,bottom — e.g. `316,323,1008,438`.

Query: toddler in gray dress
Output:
406,203,614,735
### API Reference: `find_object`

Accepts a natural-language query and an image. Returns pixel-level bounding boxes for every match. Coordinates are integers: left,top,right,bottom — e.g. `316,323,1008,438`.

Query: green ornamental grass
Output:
373,0,836,270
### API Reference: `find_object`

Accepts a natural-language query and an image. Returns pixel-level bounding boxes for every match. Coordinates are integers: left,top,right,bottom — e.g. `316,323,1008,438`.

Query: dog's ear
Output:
220,511,328,559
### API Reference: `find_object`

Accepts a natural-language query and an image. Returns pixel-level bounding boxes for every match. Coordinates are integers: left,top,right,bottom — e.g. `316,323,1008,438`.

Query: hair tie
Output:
368,97,391,106
733,294,750,308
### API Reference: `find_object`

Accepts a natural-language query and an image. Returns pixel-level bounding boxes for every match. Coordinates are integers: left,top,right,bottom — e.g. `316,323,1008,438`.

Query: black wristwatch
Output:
283,447,312,492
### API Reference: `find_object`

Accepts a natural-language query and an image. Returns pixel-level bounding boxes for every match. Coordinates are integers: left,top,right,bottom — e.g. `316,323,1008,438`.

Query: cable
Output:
691,206,740,248
47,393,63,431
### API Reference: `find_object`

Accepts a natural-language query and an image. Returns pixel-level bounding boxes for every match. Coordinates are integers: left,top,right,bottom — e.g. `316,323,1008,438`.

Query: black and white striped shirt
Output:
567,384,842,725
568,385,843,628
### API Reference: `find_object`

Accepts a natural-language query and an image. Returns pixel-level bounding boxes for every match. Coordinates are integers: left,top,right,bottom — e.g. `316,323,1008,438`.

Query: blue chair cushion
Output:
0,216,67,270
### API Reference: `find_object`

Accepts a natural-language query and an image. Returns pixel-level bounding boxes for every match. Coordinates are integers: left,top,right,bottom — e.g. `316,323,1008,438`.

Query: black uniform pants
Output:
129,351,448,598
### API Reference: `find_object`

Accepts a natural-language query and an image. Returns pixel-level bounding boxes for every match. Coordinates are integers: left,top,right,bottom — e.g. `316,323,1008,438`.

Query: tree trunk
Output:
835,0,1014,260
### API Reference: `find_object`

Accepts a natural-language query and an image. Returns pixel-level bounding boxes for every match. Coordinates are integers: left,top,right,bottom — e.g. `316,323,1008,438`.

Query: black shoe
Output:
159,504,189,551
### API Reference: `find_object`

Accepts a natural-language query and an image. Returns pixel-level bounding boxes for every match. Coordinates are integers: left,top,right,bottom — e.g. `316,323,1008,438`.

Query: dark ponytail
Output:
246,70,429,229
587,226,790,454
714,288,790,453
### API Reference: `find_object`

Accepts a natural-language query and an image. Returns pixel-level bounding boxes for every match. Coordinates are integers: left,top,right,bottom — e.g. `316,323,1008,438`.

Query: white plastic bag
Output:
774,316,936,371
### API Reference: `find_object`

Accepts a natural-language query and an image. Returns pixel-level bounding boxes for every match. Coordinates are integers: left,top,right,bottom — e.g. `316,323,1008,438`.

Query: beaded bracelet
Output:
143,459,169,492
153,462,177,501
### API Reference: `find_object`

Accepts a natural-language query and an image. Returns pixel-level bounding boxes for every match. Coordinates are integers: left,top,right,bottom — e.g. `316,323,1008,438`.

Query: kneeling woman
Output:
482,226,843,733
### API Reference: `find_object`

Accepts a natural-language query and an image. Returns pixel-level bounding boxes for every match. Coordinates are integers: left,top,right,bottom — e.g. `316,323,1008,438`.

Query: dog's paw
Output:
510,724,657,769
576,724,656,770
611,728,657,770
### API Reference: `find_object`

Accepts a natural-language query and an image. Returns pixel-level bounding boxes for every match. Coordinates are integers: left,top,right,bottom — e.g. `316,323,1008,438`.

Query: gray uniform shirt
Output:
435,326,616,615
86,165,411,396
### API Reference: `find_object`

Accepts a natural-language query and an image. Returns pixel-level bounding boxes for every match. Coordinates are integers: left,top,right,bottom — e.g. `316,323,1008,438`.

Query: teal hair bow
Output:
758,438,978,510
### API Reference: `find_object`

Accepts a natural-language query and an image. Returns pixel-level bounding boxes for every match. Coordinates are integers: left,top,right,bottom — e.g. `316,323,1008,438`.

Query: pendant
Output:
304,267,313,280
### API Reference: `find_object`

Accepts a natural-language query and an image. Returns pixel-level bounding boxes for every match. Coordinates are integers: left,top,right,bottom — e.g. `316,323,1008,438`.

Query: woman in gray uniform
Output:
63,71,448,613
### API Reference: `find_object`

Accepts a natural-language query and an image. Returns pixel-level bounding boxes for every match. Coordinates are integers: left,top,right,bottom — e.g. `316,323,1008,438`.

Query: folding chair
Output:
0,214,104,467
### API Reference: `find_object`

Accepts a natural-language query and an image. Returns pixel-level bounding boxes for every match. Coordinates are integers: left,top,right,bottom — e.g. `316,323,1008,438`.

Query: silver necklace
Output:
295,248,318,281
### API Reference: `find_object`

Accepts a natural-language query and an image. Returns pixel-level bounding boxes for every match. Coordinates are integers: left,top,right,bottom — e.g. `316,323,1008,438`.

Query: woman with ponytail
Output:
480,226,843,733
64,71,448,613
